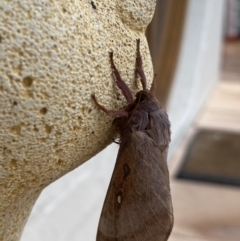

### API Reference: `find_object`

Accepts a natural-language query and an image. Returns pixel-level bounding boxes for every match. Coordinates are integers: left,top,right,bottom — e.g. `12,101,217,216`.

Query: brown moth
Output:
92,39,173,241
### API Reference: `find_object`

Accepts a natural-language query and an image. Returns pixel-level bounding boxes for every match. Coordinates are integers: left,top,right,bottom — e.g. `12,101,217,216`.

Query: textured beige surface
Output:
0,0,156,240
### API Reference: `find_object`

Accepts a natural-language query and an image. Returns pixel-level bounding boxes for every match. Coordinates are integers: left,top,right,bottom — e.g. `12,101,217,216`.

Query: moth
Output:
92,39,173,241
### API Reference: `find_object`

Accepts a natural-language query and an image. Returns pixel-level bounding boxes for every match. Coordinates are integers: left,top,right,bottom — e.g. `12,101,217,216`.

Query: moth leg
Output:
91,94,128,117
109,52,133,103
136,39,147,90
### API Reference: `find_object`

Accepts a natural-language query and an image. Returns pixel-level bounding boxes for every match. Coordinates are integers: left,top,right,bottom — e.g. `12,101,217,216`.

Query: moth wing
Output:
97,132,173,241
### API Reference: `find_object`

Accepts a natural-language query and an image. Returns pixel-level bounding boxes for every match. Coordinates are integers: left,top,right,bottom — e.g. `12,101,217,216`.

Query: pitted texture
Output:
0,0,156,240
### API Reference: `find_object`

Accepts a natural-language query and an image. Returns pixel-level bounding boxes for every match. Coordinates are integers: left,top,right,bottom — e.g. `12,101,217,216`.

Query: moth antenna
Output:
127,91,143,125
150,74,157,94
109,52,133,103
136,39,147,90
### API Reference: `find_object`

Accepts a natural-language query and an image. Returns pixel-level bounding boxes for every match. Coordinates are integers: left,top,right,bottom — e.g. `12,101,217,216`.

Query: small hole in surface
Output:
40,107,48,115
73,125,80,131
33,125,39,132
22,76,34,87
55,159,63,167
8,159,17,168
91,1,97,9
45,125,53,134
10,125,21,135
39,138,46,142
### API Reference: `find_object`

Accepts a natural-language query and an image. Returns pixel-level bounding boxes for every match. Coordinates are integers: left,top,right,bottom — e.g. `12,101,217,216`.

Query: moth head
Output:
135,90,154,104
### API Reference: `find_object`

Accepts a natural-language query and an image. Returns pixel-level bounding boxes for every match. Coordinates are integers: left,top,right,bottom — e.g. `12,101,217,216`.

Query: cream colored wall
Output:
0,1,156,240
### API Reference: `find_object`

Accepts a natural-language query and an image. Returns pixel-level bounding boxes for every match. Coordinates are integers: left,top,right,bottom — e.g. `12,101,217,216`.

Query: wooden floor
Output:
221,41,240,82
168,41,240,241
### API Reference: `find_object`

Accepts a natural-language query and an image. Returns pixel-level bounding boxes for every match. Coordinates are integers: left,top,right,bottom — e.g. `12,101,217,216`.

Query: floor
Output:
221,41,240,82
168,40,240,241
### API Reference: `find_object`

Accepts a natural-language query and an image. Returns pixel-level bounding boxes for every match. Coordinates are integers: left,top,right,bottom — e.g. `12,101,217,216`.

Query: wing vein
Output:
147,158,171,199
127,209,139,241
139,193,168,232
133,190,153,240
153,191,173,217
